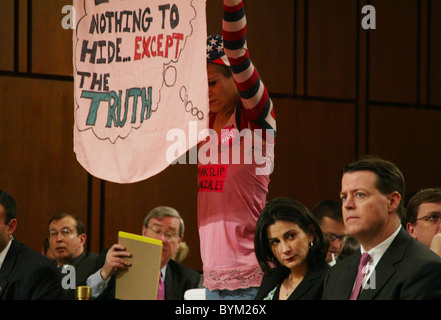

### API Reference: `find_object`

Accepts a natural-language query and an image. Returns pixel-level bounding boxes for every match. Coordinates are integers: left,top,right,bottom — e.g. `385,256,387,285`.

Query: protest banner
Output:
73,0,208,183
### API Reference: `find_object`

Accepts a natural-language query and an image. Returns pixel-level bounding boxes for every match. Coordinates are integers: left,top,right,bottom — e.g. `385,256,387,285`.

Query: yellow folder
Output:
115,231,163,300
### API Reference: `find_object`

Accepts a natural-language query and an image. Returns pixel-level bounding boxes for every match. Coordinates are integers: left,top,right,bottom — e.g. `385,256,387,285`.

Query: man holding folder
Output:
87,206,201,299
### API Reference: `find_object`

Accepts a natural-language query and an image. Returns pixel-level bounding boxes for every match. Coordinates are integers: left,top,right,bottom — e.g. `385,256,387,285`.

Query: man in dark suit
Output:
87,206,201,299
322,156,441,300
47,212,98,299
0,190,63,300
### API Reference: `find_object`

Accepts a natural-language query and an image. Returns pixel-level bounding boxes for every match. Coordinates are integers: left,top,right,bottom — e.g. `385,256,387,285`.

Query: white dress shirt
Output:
359,225,401,289
0,237,13,270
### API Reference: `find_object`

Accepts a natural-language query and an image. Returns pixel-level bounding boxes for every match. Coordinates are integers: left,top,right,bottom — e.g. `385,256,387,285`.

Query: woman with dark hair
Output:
254,197,330,300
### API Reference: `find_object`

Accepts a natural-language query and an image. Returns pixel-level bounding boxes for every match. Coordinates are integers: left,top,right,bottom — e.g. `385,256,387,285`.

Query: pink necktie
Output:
349,252,372,300
157,274,165,300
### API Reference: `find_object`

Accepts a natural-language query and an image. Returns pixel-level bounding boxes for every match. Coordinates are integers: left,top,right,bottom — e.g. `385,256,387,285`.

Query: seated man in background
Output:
406,188,441,257
312,200,354,265
47,212,98,299
0,190,63,300
87,206,201,300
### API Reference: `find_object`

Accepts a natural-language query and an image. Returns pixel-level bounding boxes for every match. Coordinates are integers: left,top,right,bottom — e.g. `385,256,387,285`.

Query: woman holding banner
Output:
198,0,276,300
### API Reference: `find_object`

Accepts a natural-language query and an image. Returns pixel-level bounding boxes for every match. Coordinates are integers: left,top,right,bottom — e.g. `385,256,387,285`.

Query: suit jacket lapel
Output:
289,261,325,300
289,276,313,300
340,253,361,299
0,240,18,299
164,262,179,300
359,228,409,300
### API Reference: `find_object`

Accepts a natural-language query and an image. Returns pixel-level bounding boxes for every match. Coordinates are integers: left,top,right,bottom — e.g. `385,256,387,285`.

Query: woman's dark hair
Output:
255,197,328,274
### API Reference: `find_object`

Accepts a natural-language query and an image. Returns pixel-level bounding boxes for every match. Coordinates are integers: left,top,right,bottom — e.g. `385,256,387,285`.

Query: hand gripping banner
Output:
73,0,208,183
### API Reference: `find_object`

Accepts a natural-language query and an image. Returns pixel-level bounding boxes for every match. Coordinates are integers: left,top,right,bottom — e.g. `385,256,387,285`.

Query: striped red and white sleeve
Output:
222,0,276,138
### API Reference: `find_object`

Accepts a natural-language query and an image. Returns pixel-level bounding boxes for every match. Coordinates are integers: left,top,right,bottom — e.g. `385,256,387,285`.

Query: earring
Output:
309,242,314,248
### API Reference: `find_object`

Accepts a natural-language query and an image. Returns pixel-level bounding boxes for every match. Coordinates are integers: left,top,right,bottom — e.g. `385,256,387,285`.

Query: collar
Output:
57,251,86,268
361,225,401,269
0,237,13,270
160,265,167,280
68,251,86,267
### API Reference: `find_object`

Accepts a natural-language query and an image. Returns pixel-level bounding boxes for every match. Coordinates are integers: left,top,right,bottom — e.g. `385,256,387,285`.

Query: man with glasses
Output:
312,200,358,265
87,206,201,299
47,212,98,299
406,188,441,257
0,190,63,300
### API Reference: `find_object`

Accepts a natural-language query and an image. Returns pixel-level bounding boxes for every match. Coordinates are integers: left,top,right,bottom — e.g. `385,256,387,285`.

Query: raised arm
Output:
222,0,276,135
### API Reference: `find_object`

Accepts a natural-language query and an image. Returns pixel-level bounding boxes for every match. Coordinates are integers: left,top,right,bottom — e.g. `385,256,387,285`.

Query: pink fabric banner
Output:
73,0,208,183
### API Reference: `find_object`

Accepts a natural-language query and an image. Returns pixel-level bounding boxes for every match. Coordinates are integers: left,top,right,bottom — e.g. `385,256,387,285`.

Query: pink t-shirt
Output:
198,114,274,290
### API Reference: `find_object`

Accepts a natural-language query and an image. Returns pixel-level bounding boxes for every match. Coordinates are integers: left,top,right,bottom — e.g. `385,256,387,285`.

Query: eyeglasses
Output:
416,214,441,224
325,233,348,242
49,227,76,238
146,226,179,241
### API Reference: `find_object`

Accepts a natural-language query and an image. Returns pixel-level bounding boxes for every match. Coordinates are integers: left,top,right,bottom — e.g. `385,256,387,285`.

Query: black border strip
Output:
426,0,432,106
0,70,73,82
416,0,421,107
86,174,93,251
303,0,308,96
99,180,106,251
293,0,297,96
270,92,356,104
365,0,371,155
369,99,441,110
355,0,361,158
27,0,32,73
14,0,19,72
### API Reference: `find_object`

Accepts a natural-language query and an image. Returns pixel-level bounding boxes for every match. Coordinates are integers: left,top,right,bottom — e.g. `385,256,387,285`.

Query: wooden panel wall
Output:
1,0,440,272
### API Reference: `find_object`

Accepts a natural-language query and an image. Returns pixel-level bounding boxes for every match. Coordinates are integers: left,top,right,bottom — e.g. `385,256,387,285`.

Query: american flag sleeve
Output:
222,0,276,139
